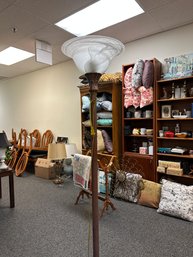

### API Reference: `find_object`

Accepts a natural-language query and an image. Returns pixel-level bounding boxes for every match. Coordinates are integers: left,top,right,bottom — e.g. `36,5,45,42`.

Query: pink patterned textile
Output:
72,154,91,189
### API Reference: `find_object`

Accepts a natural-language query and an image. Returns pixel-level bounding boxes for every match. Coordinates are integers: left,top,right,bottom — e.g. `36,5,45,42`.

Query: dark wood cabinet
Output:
79,81,122,160
122,58,161,181
155,75,193,185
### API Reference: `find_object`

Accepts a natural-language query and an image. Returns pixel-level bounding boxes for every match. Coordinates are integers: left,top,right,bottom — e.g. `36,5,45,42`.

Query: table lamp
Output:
0,132,11,169
61,35,124,257
48,143,67,184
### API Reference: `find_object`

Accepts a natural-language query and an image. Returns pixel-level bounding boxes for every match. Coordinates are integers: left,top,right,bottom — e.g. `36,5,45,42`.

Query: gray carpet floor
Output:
0,172,193,257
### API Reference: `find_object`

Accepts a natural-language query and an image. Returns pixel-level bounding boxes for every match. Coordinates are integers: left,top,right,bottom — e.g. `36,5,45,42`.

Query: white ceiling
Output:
0,0,193,80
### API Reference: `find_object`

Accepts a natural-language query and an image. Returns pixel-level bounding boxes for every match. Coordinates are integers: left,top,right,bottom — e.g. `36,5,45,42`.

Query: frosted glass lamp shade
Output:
61,35,124,74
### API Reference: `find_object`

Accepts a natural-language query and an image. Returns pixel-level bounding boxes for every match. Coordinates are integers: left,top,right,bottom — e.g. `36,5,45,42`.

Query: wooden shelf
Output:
124,117,153,120
157,75,193,83
122,58,161,182
157,137,193,140
157,153,193,159
157,96,193,102
124,151,153,159
79,81,122,160
157,118,193,121
125,134,153,138
157,171,193,179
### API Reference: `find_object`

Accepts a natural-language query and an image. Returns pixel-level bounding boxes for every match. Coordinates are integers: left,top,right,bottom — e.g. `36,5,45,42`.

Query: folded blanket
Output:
72,154,91,189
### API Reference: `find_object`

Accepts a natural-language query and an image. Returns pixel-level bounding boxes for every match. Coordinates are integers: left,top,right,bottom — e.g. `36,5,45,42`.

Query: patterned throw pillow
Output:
132,59,144,89
113,171,142,202
97,130,105,152
97,112,112,119
82,95,90,112
101,130,113,153
101,100,112,111
97,119,112,126
157,179,193,222
142,60,154,88
138,179,161,209
138,86,153,108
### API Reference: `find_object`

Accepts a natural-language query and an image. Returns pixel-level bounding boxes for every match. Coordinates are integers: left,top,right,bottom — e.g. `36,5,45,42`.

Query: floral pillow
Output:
132,88,141,109
113,171,142,202
138,86,153,108
124,67,133,88
157,179,193,222
123,87,133,108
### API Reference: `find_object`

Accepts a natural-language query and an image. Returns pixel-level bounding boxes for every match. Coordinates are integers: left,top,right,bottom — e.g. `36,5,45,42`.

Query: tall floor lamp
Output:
61,35,124,257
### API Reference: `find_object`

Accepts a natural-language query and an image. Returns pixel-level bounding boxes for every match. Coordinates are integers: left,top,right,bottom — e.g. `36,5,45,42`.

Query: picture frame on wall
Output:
161,105,172,118
57,137,68,143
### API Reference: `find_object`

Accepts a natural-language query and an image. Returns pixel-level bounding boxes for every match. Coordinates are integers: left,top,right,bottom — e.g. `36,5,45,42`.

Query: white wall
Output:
1,23,193,150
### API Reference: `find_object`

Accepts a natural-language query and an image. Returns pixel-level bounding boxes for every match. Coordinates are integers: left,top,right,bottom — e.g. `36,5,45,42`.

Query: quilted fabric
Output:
97,112,112,119
132,59,144,89
97,119,112,126
142,60,154,88
113,171,142,202
157,179,193,222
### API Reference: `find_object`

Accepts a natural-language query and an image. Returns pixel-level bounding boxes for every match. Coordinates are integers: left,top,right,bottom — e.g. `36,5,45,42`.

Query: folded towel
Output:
72,154,91,189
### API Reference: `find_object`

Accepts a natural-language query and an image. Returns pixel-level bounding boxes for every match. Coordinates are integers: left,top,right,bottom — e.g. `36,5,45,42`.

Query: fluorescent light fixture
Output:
0,47,34,65
55,0,144,36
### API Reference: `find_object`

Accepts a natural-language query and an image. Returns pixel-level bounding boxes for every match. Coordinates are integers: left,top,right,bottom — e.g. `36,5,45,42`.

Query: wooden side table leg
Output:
0,177,2,199
9,174,15,208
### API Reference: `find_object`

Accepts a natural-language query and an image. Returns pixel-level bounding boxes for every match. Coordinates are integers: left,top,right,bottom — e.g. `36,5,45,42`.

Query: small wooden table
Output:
0,168,15,208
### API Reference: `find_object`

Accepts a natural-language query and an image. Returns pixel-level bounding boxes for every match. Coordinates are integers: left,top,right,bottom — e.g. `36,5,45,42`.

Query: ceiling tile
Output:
148,0,193,29
97,12,162,44
15,0,98,23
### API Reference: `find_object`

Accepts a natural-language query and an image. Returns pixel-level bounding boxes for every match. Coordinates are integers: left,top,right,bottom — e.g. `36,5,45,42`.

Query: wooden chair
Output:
14,129,54,176
15,129,29,176
30,129,41,147
41,130,54,147
75,152,116,217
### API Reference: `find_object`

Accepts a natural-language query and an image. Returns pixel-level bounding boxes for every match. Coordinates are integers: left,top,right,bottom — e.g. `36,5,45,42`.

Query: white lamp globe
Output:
61,35,124,74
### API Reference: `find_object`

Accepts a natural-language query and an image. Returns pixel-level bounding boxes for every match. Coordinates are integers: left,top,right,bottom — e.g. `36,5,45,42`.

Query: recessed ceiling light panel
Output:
55,0,144,36
0,47,34,65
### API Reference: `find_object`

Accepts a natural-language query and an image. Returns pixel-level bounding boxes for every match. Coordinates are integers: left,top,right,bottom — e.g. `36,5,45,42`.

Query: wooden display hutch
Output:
155,75,193,185
78,81,122,161
122,58,161,181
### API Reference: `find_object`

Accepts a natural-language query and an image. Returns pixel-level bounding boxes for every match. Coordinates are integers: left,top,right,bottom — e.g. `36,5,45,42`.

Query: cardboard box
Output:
35,158,55,179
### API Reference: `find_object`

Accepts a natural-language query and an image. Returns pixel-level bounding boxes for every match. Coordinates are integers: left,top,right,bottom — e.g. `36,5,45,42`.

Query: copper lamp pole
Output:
85,72,101,257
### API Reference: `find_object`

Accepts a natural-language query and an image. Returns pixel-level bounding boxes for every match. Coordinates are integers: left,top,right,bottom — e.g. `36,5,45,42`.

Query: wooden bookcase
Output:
78,81,122,161
122,58,161,181
155,75,193,185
